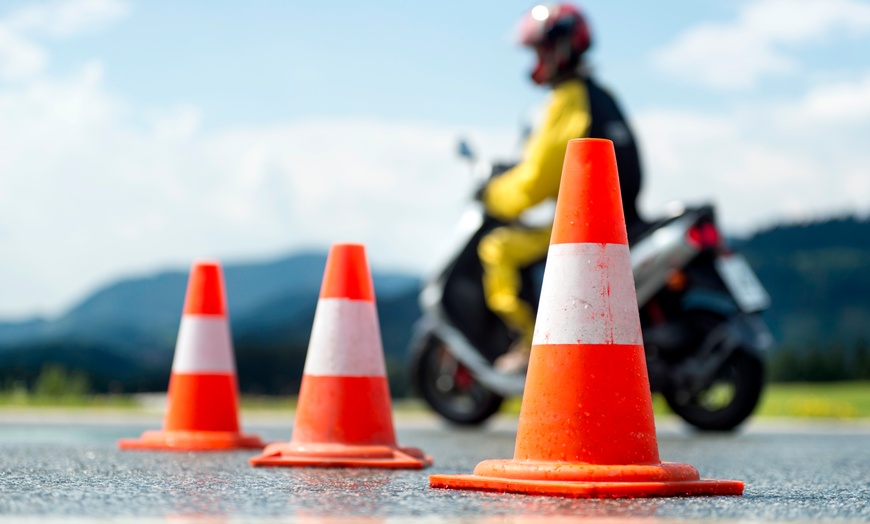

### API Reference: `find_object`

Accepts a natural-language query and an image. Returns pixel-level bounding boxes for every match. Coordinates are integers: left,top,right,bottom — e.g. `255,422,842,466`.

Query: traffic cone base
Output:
472,458,699,482
252,442,432,469
118,430,264,452
429,474,743,498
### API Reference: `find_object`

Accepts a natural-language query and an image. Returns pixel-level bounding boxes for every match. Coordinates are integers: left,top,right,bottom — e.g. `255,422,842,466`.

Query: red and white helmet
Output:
517,3,592,85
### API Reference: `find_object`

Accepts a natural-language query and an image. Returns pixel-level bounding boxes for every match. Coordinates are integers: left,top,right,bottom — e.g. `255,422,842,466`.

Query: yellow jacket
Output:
483,78,591,221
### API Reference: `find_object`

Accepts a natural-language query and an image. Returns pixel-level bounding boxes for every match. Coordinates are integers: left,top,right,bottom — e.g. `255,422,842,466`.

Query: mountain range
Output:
0,253,423,395
2,214,869,394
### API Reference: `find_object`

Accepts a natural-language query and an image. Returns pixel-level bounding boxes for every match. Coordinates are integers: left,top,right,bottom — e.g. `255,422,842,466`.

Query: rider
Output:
480,3,644,372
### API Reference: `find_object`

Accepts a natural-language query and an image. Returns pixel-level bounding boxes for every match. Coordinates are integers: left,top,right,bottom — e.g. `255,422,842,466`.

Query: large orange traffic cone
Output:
119,260,264,451
430,138,744,497
250,243,432,468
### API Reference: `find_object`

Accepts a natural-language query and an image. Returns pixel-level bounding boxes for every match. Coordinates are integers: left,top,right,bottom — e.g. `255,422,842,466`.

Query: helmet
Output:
517,4,592,85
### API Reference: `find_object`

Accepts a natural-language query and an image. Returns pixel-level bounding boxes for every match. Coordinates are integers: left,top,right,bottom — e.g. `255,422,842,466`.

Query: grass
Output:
754,382,870,419
1,382,869,419
0,391,136,409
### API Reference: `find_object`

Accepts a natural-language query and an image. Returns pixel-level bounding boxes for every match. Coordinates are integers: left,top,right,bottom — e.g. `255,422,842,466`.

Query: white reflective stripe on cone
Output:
304,298,387,377
532,242,643,346
171,316,237,373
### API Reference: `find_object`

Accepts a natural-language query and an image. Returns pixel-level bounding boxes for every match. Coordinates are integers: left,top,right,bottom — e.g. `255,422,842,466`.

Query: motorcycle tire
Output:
410,333,503,426
663,350,764,432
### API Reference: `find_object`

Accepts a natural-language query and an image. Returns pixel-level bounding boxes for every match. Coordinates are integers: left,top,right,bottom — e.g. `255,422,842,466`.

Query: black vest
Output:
583,76,643,227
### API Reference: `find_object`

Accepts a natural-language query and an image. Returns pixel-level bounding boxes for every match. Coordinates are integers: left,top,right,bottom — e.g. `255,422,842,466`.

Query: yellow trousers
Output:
477,226,552,349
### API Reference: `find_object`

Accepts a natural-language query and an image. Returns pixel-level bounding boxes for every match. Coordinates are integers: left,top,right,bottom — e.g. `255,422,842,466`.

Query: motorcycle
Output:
408,141,774,431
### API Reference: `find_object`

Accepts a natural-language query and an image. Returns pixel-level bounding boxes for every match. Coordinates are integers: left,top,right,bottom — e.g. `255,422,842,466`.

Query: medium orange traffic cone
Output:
119,260,264,451
430,138,744,497
250,243,432,468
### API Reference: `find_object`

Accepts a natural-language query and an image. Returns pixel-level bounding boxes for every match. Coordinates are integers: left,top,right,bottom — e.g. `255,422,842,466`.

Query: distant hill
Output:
2,215,869,394
736,215,870,344
0,252,422,395
735,215,870,380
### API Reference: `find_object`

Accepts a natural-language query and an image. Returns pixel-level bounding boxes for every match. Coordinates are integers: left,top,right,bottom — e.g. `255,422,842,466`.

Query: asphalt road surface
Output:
0,412,868,522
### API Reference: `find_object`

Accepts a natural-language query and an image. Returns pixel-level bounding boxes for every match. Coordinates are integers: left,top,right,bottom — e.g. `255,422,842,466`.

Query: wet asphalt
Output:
0,414,868,521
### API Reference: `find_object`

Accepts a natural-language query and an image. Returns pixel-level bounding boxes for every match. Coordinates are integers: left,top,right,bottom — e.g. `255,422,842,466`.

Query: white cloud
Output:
635,73,870,234
5,0,129,38
0,60,513,317
779,73,870,127
147,105,202,142
652,0,870,90
0,0,129,81
0,25,46,80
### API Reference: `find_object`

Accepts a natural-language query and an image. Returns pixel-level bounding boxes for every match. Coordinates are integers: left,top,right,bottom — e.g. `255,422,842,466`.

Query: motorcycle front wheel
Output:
663,350,764,431
410,334,503,425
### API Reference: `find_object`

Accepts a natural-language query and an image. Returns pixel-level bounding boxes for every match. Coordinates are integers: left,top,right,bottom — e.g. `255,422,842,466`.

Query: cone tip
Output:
183,259,228,316
331,243,365,254
320,243,375,301
552,137,628,246
191,259,221,269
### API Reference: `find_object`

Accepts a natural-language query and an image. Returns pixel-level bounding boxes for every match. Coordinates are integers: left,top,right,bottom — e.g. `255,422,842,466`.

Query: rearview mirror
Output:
457,139,476,161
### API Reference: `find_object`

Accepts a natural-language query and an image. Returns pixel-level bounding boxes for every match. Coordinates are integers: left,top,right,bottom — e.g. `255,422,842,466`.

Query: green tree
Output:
33,364,91,399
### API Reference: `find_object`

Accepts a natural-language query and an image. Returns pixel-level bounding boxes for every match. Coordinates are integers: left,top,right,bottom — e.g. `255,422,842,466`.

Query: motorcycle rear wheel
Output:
411,334,503,425
663,350,764,431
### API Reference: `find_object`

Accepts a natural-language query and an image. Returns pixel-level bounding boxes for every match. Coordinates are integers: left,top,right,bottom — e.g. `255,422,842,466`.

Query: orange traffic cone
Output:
119,260,264,451
430,138,743,497
250,243,432,469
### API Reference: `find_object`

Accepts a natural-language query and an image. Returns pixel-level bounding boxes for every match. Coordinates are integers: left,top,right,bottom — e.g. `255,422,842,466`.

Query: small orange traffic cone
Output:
250,243,432,469
119,261,264,451
430,138,743,497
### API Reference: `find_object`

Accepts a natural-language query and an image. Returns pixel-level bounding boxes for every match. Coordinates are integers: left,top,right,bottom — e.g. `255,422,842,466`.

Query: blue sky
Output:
35,1,729,126
1,0,869,317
